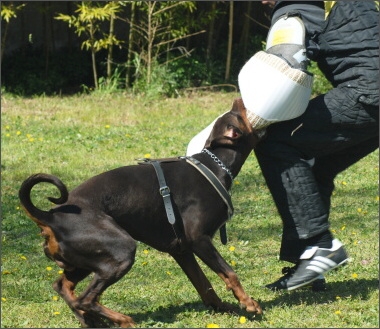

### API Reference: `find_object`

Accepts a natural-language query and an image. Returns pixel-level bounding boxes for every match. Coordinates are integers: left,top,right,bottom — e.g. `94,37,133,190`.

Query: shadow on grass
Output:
128,300,263,326
128,301,213,325
125,278,378,326
260,278,379,310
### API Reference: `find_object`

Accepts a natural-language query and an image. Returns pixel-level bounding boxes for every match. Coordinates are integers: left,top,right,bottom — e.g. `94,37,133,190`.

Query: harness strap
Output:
185,156,234,216
150,160,176,225
184,156,234,245
137,156,233,245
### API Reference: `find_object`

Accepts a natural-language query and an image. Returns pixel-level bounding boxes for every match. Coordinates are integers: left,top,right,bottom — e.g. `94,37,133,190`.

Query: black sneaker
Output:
265,266,326,292
286,239,348,291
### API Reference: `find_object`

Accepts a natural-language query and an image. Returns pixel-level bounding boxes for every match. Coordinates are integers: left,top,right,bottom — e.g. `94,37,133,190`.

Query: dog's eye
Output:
226,124,243,139
228,125,242,135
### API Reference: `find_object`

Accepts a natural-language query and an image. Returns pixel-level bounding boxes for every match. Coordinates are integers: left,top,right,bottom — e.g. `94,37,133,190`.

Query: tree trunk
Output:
107,11,115,83
126,1,136,88
225,1,233,81
240,1,252,60
146,1,156,85
90,22,98,89
206,1,216,69
91,49,98,89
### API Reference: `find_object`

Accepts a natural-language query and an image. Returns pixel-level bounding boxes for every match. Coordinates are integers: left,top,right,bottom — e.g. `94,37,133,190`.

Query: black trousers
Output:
254,86,379,263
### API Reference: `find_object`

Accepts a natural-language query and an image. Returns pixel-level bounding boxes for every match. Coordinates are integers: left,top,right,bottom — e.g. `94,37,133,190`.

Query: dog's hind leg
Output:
53,268,93,327
74,268,136,328
72,233,137,328
171,251,238,314
192,236,262,314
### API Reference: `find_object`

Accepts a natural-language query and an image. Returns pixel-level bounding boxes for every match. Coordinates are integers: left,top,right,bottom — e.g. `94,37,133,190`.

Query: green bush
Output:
1,47,92,96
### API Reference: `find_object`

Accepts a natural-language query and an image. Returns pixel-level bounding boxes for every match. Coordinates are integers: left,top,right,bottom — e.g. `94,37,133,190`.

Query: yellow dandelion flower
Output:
357,208,362,213
143,249,149,254
20,255,27,260
144,153,151,158
5,125,10,130
52,296,59,301
335,310,341,315
335,296,341,300
231,260,236,267
16,131,21,135
2,270,11,275
352,273,358,279
341,225,346,231
206,323,220,328
1,297,6,302
229,246,235,252
234,180,240,185
341,181,347,185
29,138,35,142
105,124,110,129
46,266,53,271
376,196,379,201
142,261,148,266
53,311,60,315
26,134,32,138
58,270,63,274
166,271,172,275
239,316,247,324
5,133,10,137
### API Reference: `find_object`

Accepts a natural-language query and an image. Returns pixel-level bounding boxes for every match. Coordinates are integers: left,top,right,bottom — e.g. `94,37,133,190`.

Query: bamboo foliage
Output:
1,1,273,95
1,2,26,63
55,1,123,89
127,1,201,86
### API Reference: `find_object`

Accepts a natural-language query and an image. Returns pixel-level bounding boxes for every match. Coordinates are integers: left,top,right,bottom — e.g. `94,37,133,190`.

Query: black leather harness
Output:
137,155,233,245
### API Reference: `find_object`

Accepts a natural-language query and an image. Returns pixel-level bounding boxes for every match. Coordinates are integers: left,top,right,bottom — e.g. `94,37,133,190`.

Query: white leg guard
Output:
186,112,228,156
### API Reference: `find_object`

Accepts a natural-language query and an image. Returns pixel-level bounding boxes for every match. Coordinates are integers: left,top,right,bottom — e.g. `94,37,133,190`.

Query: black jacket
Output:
315,1,379,93
272,1,379,98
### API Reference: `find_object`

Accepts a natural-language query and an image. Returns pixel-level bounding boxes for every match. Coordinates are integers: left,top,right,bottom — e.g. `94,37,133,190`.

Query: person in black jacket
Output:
249,1,379,291
187,1,378,291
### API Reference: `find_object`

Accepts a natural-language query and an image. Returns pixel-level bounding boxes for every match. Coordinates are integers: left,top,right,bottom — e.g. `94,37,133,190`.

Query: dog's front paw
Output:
239,297,262,314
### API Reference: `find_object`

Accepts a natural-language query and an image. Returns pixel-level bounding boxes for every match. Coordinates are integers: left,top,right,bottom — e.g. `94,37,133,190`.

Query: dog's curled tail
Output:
19,173,68,224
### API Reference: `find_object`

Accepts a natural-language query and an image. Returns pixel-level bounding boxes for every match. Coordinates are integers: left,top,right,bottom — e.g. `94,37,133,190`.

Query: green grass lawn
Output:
1,92,379,328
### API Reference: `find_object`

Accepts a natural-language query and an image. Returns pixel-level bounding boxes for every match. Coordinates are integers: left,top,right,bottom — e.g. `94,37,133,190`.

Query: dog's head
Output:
204,98,261,151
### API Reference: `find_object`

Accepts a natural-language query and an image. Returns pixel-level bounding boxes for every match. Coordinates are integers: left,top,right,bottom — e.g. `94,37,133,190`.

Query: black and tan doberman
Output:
19,98,263,328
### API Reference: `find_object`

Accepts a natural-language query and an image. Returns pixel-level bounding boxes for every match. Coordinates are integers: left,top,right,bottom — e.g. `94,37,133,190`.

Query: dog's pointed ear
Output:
231,97,247,118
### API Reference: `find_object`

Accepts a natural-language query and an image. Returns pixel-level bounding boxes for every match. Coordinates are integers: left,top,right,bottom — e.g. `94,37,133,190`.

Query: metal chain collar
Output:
202,148,234,181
